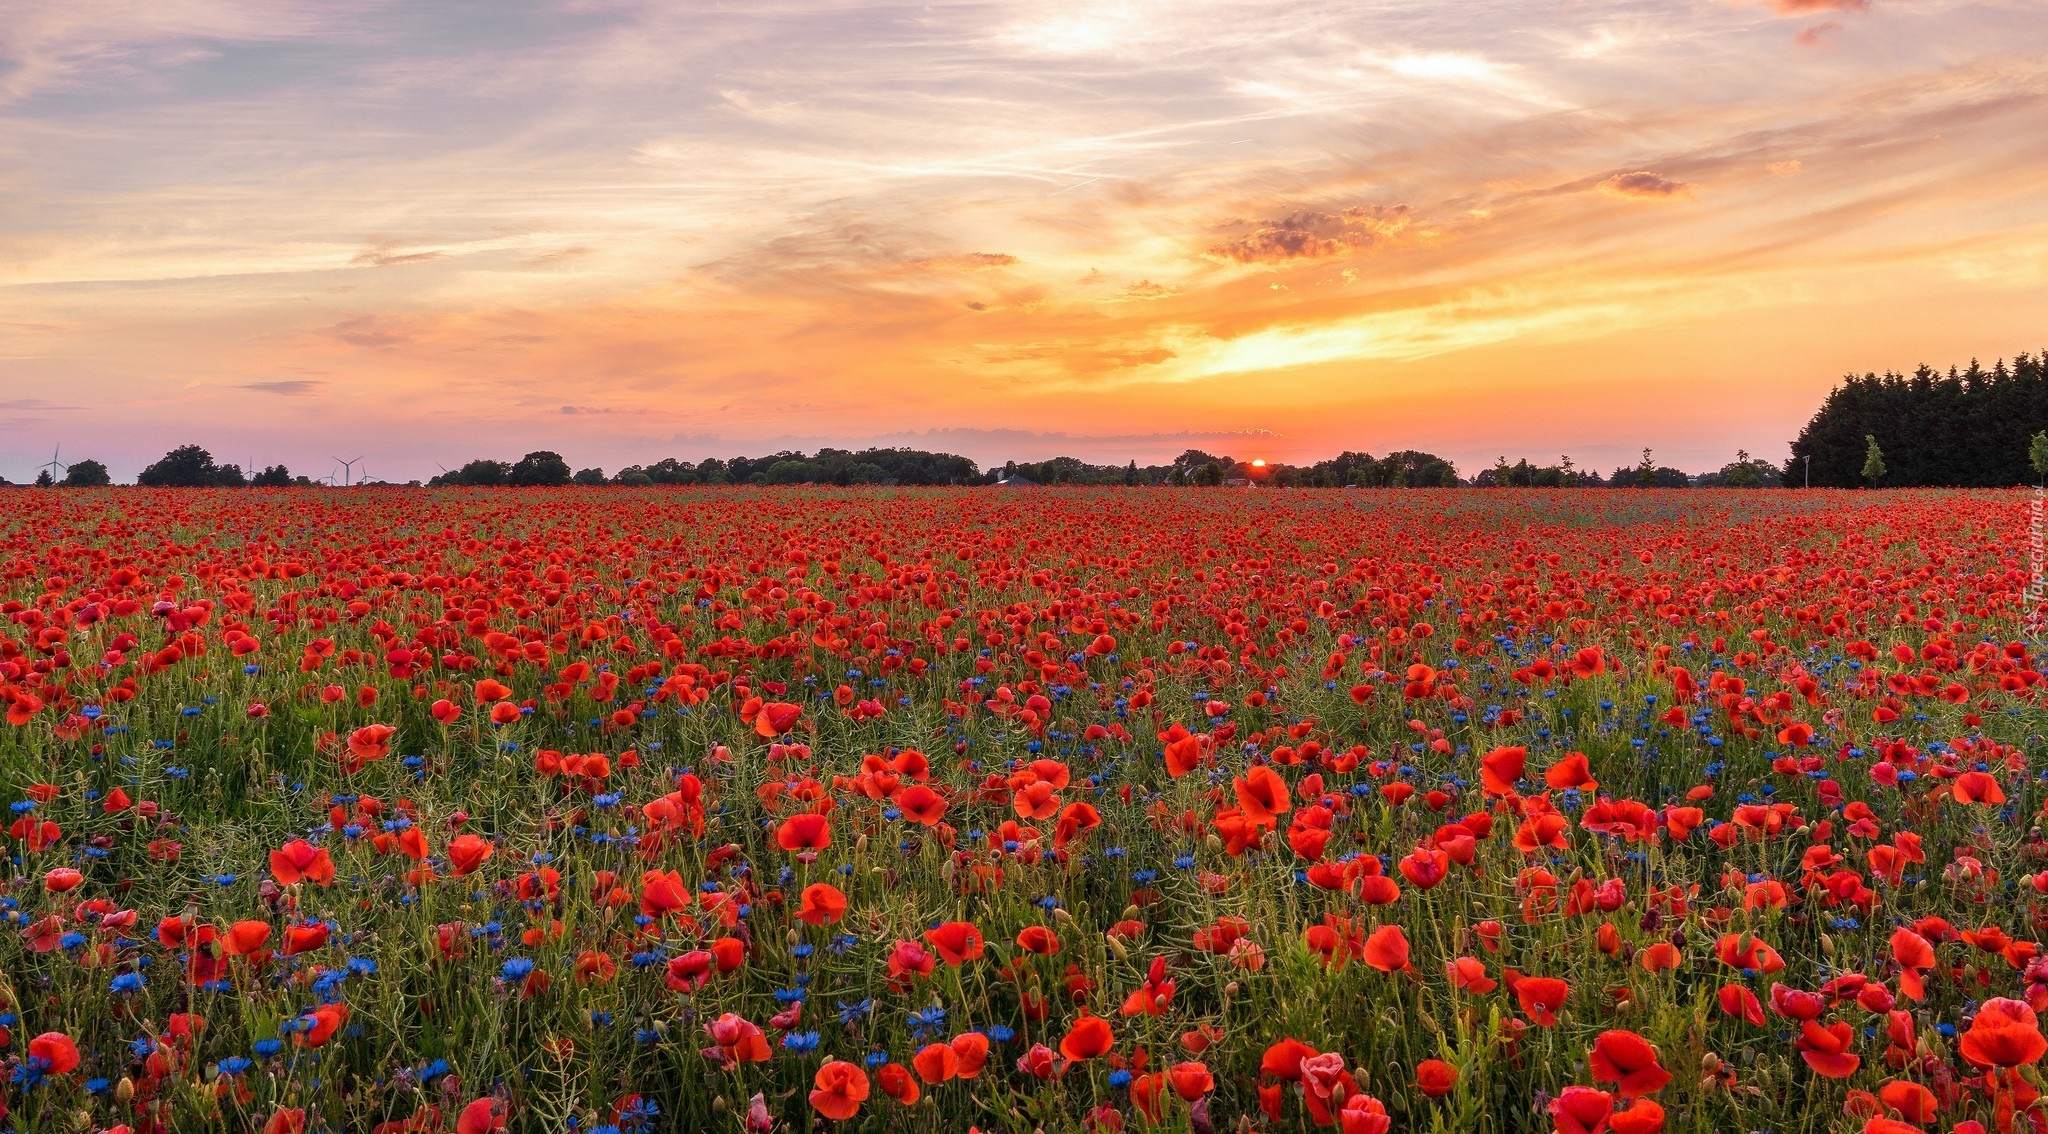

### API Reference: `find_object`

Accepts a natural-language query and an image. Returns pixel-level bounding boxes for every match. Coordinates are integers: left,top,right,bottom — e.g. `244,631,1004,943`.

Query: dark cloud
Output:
560,404,616,415
237,380,322,395
1597,171,1692,199
1208,205,1413,263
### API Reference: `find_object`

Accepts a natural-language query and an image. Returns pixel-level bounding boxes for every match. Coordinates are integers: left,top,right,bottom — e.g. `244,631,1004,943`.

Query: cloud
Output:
236,380,322,396
1768,160,1804,176
1118,280,1176,300
559,404,617,415
0,398,81,411
350,245,446,268
1596,171,1692,199
905,252,1017,272
1765,0,1868,14
1208,206,1414,263
324,316,409,350
1794,21,1843,47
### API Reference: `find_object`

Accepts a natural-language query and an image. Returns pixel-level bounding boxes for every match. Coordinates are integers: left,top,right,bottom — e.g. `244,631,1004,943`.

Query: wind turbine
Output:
333,455,363,487
38,445,67,481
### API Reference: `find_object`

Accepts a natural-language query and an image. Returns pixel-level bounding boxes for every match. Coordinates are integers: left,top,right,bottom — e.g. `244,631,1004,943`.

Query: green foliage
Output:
1861,434,1887,486
59,458,112,487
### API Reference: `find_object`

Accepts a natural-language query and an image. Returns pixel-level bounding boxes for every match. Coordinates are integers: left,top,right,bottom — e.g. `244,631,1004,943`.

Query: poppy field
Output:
3,486,2046,1134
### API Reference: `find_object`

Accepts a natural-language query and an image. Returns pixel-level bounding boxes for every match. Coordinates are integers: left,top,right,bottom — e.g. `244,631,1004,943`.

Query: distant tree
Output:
644,458,696,485
508,451,572,487
572,467,608,486
214,463,248,487
1192,461,1225,487
1635,447,1657,487
138,445,225,487
430,459,511,487
251,464,293,487
34,469,54,487
59,459,111,487
2031,431,2048,481
1862,434,1887,487
1724,449,1762,487
1124,460,1139,486
614,468,654,487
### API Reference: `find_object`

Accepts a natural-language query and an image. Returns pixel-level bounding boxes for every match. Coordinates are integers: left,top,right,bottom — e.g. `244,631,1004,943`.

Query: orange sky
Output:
3,0,2046,481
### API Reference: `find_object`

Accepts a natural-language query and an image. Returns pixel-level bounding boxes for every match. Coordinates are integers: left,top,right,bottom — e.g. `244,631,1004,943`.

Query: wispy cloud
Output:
236,380,322,396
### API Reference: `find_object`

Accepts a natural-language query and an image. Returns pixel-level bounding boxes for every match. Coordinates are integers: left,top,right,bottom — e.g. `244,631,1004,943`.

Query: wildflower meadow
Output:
1,486,2043,1134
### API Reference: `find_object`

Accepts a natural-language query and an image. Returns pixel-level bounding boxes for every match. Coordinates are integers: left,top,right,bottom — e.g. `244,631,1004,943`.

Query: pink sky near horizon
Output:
3,0,2046,482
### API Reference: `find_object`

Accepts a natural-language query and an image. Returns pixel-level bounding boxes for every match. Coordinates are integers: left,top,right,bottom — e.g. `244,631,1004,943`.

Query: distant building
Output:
994,473,1040,487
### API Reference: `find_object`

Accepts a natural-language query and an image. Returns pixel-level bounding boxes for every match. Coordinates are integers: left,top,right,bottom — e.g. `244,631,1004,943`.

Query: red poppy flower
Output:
923,921,984,965
776,812,832,851
27,1032,79,1075
1516,977,1570,1026
1549,1085,1613,1134
1795,1019,1860,1078
1414,1058,1458,1098
1480,745,1526,796
1362,925,1411,974
447,833,494,876
1588,1030,1671,1097
796,883,848,926
808,1060,869,1120
1058,1013,1114,1061
269,839,335,886
455,1099,506,1134
1960,998,2048,1068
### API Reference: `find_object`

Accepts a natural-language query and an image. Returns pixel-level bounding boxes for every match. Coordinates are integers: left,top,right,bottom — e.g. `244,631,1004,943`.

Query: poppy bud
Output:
115,1077,134,1104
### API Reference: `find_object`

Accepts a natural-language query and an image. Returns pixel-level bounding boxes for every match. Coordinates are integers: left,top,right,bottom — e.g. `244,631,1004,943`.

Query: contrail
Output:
1052,176,1103,194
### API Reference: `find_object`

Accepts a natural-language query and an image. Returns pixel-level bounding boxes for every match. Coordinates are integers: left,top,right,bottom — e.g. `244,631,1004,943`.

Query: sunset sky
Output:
4,0,2046,482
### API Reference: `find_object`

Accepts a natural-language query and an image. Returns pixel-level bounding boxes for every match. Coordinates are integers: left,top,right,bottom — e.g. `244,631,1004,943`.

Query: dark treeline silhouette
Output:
1787,351,2048,487
428,448,983,487
6,443,1775,488
991,449,1465,487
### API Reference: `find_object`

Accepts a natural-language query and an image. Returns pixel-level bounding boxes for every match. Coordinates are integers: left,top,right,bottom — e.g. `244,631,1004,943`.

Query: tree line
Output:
1787,350,2048,487
0,443,1791,489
